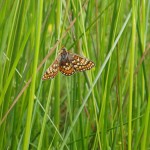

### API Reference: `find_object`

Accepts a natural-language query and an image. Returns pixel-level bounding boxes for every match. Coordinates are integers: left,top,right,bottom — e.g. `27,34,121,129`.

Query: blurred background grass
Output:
0,0,150,149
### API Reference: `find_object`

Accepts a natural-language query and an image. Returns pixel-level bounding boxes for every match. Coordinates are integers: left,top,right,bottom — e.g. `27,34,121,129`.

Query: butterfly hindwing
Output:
59,60,76,76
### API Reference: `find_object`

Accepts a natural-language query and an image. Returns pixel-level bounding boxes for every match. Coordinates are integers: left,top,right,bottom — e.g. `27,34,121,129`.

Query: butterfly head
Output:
58,47,68,61
58,47,66,54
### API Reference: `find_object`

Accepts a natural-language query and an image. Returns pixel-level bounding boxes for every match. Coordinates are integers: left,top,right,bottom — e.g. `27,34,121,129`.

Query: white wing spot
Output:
54,64,58,67
81,59,85,63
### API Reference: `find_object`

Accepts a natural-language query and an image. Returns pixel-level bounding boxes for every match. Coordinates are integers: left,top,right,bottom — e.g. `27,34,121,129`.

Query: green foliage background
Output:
0,0,150,149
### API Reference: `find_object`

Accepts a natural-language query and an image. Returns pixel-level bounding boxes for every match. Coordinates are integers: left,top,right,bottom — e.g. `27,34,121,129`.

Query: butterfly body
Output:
42,47,95,80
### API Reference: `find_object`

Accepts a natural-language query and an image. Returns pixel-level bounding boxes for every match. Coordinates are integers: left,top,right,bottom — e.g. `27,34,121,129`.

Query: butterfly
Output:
42,47,95,80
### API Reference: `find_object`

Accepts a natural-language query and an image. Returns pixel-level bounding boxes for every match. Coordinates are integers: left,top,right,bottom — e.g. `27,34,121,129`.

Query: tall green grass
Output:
0,0,150,149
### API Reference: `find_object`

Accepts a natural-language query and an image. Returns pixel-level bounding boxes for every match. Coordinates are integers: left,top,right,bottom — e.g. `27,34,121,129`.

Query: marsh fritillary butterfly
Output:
42,47,95,80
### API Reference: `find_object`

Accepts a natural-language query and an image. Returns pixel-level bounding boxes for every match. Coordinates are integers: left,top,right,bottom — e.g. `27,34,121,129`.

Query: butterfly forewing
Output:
42,59,59,80
68,52,95,72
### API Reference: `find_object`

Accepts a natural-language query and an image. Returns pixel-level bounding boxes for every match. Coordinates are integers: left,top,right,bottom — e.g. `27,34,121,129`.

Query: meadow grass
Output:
0,0,150,149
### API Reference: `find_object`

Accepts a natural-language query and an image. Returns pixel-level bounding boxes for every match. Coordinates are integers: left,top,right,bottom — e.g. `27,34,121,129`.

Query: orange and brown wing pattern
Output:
69,53,95,72
59,61,76,76
42,48,95,80
42,59,59,80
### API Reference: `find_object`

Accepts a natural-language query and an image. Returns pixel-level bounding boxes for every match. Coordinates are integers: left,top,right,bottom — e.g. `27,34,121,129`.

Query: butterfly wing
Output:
68,52,95,72
59,60,76,76
42,59,59,80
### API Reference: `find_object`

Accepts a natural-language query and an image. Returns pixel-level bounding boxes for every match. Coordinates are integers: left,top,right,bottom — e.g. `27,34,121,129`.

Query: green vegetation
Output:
0,0,150,149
